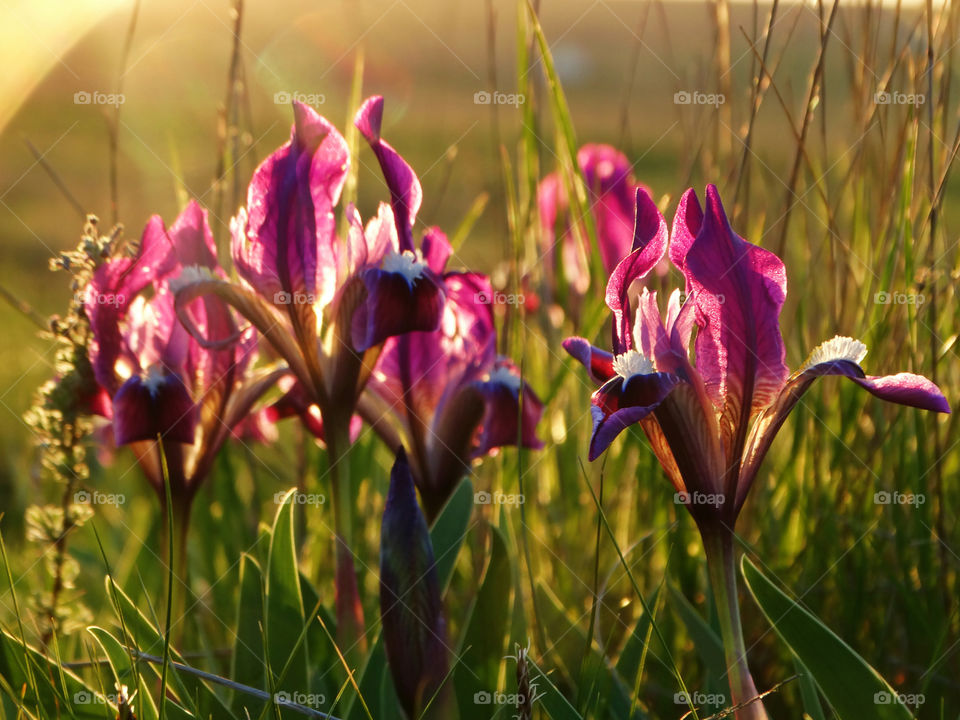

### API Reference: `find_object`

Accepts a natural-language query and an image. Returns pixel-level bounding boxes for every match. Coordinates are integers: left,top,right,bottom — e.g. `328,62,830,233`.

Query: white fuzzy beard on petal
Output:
612,349,655,387
142,365,168,397
803,335,868,371
382,249,426,285
169,264,215,293
487,365,522,392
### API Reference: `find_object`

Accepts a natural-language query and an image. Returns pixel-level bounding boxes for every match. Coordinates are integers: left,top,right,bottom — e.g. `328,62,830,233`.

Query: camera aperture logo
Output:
674,691,726,706
674,491,724,508
476,290,525,306
273,691,327,708
274,290,317,306
874,690,924,707
874,90,925,106
874,291,924,306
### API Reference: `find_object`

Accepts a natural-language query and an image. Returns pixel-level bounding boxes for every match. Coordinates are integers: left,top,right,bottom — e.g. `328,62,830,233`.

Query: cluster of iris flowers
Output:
81,98,948,719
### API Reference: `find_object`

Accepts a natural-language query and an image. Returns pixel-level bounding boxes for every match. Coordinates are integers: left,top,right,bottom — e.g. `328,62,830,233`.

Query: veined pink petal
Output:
86,214,178,393
680,185,788,460
355,96,422,253
851,373,950,412
235,101,349,308
605,189,668,354
668,188,703,277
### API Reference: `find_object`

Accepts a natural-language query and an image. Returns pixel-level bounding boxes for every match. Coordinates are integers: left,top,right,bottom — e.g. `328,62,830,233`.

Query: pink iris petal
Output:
538,144,654,292
605,188,668,354
678,185,788,455
375,271,495,417
86,214,178,393
234,101,349,307
355,95,423,253
851,373,951,413
562,337,615,384
421,227,453,274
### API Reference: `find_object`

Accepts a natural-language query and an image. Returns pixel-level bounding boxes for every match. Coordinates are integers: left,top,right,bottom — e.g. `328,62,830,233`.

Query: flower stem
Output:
702,526,768,720
326,420,366,658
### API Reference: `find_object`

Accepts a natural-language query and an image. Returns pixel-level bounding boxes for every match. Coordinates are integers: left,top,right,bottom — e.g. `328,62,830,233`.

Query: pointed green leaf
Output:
88,626,159,720
742,556,914,720
231,553,266,717
429,477,473,592
266,489,310,699
454,525,512,720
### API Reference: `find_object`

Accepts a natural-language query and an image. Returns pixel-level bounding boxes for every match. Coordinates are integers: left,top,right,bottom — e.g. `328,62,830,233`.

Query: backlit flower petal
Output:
605,189,668,354
355,96,422,253
679,185,788,459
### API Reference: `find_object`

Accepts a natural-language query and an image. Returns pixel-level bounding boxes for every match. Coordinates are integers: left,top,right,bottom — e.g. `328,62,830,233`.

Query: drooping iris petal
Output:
738,335,949,510
589,367,681,460
351,260,445,352
355,95,422,253
234,101,349,310
605,189,668,354
471,360,545,457
562,337,615,383
112,369,196,445
374,271,495,418
380,447,448,718
679,185,788,457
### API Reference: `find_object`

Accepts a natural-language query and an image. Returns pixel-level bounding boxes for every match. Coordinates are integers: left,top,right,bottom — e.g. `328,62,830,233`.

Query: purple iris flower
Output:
364,230,544,521
173,96,449,648
539,144,659,296
85,200,282,507
174,96,446,441
565,185,949,718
